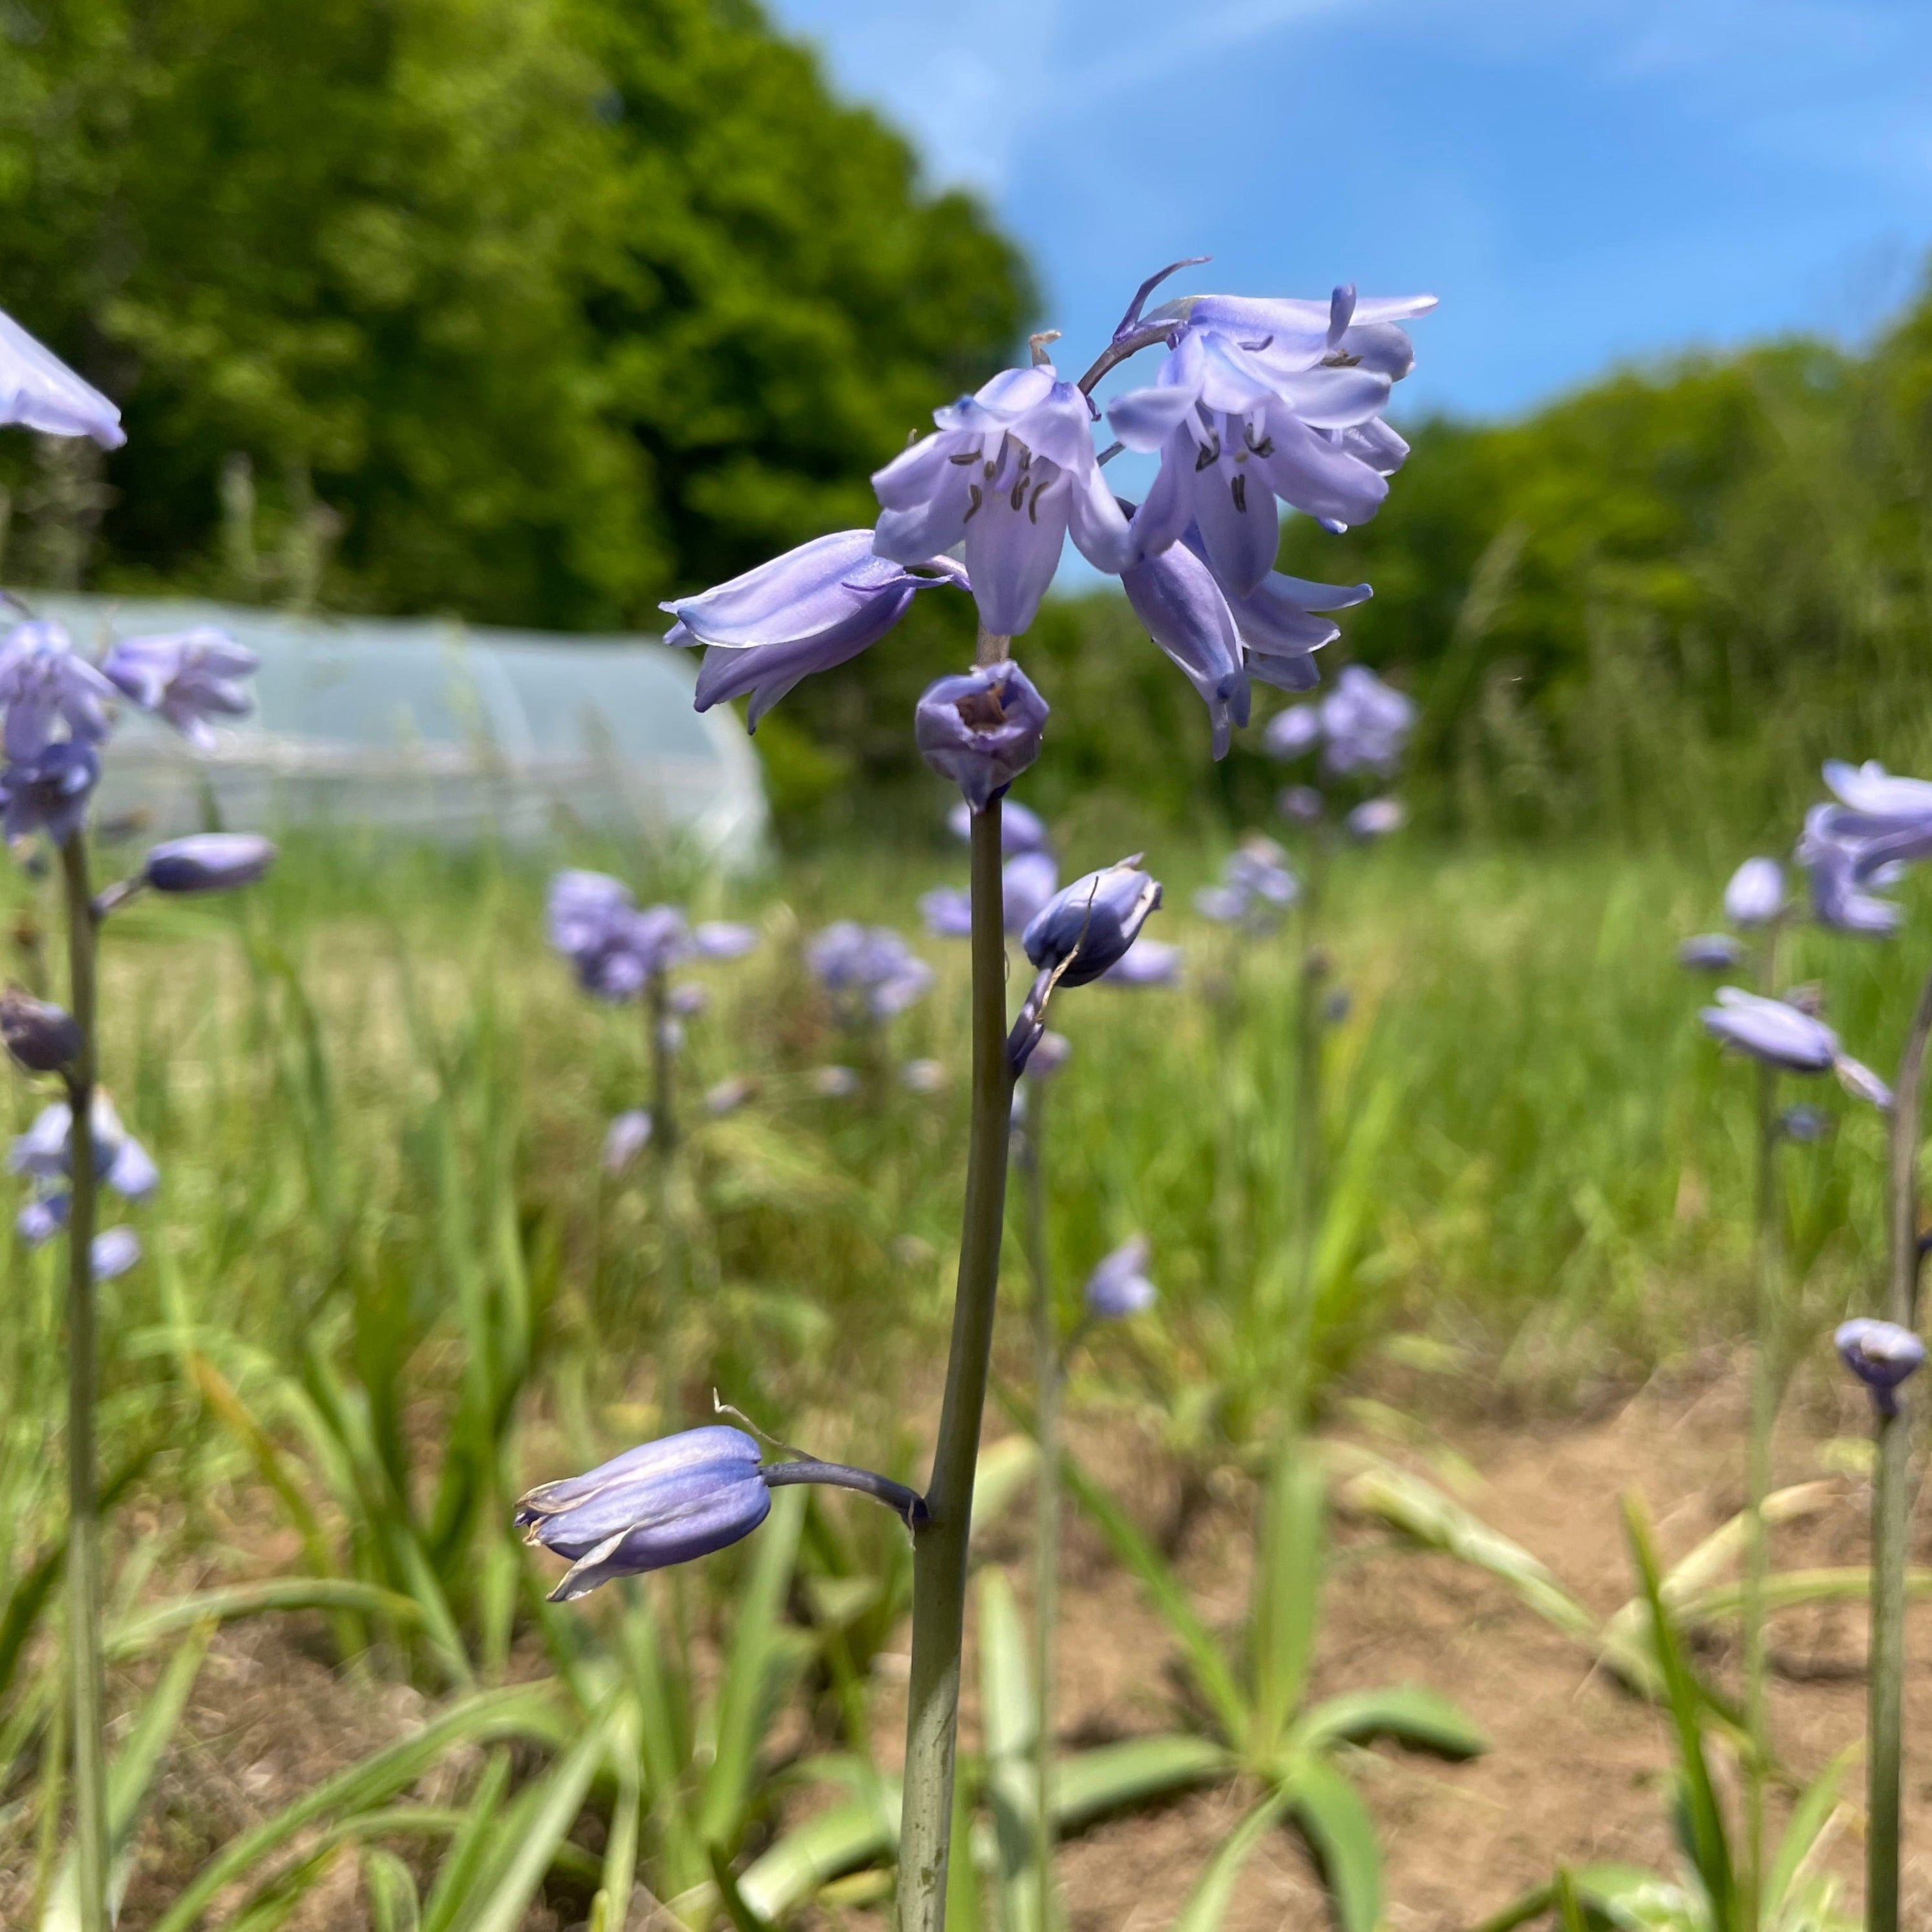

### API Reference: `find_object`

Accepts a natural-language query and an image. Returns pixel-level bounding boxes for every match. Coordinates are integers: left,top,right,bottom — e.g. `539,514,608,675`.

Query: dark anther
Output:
1322,350,1362,368
1010,475,1026,511
1230,472,1248,513
1242,422,1274,458
949,449,979,465
955,688,1009,728
1027,478,1048,524
1193,436,1221,473
964,483,984,524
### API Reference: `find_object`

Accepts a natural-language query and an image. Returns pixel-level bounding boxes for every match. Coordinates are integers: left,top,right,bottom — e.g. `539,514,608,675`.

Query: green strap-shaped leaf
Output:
107,1578,423,1658
1762,1745,1856,1919
1051,1735,1235,1831
363,1848,422,1932
978,1569,1035,1767
1291,1760,1384,1932
1063,1456,1247,1746
1297,1685,1487,1761
421,1750,513,1932
737,1781,900,1920
588,1708,642,1932
712,1843,780,1932
1171,1787,1295,1932
1251,1442,1325,1757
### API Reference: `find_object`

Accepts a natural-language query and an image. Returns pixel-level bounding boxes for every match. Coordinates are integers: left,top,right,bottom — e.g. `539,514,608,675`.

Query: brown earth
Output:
19,1353,1931,1931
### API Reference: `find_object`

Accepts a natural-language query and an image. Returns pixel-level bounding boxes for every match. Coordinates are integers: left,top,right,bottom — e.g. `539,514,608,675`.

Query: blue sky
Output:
767,0,1932,424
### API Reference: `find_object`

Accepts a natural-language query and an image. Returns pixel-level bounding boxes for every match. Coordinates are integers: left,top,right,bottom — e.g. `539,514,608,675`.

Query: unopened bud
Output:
1,985,80,1073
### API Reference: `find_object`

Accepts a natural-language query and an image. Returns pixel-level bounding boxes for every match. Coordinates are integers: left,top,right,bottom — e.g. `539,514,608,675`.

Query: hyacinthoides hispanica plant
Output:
524,260,1434,1932
0,304,277,1932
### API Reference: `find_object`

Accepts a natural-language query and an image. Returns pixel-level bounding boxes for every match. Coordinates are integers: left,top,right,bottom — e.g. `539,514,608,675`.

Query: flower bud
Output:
1011,858,1162,1070
144,833,277,895
1835,1317,1926,1417
515,1425,772,1600
915,661,1049,812
0,984,81,1072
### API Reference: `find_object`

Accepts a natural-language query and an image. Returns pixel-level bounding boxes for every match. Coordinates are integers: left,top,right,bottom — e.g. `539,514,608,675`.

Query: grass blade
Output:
1290,1759,1383,1932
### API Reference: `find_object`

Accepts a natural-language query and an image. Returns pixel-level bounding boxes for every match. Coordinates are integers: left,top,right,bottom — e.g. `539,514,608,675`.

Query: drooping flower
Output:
515,1426,773,1601
0,306,125,447
143,833,277,895
1107,282,1432,590
873,363,1132,637
1012,858,1163,1067
1084,1236,1157,1321
664,531,970,729
0,986,81,1073
100,628,259,750
0,741,99,844
948,798,1051,855
90,1227,141,1280
1723,857,1784,929
1317,666,1416,776
602,1110,652,1173
1835,1317,1926,1417
0,621,117,762
1679,934,1747,973
546,871,700,1003
1197,836,1297,925
806,922,933,1021
1798,807,1902,938
9,1093,157,1199
915,662,1050,812
1264,706,1322,761
1700,988,1889,1105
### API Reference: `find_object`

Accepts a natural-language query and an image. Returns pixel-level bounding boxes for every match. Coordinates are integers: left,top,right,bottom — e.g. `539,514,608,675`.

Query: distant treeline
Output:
5,2,1929,849
0,0,1027,626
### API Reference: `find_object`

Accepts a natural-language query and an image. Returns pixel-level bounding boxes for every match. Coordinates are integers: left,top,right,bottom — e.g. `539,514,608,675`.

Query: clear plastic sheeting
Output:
23,594,768,865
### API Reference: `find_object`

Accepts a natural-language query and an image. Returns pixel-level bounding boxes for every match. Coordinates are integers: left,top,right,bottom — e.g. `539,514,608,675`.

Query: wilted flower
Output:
873,362,1132,637
0,307,125,447
602,1110,652,1173
0,986,81,1072
0,621,118,763
1084,1236,1156,1320
1107,282,1430,589
809,1065,862,1099
665,531,969,728
143,833,277,895
1700,987,1889,1105
1101,937,1184,988
901,1058,946,1094
948,798,1051,855
1835,1317,1927,1417
0,741,99,844
1012,858,1163,1068
807,922,934,1021
1344,798,1405,841
100,628,259,750
915,662,1050,812
90,1227,141,1280
1679,934,1747,973
705,1077,756,1117
1723,857,1785,929
1277,784,1324,825
516,1426,773,1601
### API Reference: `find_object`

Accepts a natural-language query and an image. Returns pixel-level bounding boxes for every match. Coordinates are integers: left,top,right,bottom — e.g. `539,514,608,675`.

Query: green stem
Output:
899,635,1015,1932
649,970,676,1158
1868,961,1932,1932
1288,834,1328,1409
1740,922,1782,1932
59,831,106,1932
1024,1077,1057,1932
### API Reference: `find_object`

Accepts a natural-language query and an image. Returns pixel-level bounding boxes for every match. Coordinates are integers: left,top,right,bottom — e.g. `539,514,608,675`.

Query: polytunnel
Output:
25,593,769,865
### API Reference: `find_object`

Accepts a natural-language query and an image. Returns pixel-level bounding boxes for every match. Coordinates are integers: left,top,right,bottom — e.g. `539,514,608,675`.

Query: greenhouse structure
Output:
25,593,769,865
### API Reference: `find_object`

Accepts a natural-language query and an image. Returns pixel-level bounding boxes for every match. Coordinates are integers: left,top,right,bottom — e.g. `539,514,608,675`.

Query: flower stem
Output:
1869,961,1932,1932
898,785,1015,1932
1023,1078,1058,1932
648,970,676,1156
761,1460,929,1527
1288,833,1328,1407
59,831,107,1932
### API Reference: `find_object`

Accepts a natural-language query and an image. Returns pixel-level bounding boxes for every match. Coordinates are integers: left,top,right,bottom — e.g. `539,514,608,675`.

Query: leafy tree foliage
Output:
0,0,1030,626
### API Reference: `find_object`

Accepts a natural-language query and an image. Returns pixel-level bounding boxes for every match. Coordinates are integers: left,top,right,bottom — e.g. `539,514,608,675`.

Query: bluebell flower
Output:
1317,666,1416,777
1012,858,1163,1068
1277,784,1324,825
1835,1317,1926,1417
90,1227,141,1281
922,851,1061,942
1798,807,1904,938
143,833,277,895
16,1192,66,1244
0,307,125,447
915,661,1049,812
0,741,99,844
1023,1032,1072,1080
1778,1105,1829,1143
692,921,758,961
100,628,259,750
1723,857,1784,929
873,362,1132,637
0,986,81,1073
1701,988,1889,1105
1264,705,1322,761
1107,282,1430,589
807,922,933,1021
1344,797,1405,842
918,887,973,940
602,1109,653,1174
948,798,1051,855
665,531,969,728
547,871,696,1002
0,621,116,762
1679,934,1747,973
1084,1236,1156,1321
1198,836,1297,924
8,1094,154,1195
516,1426,773,1600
